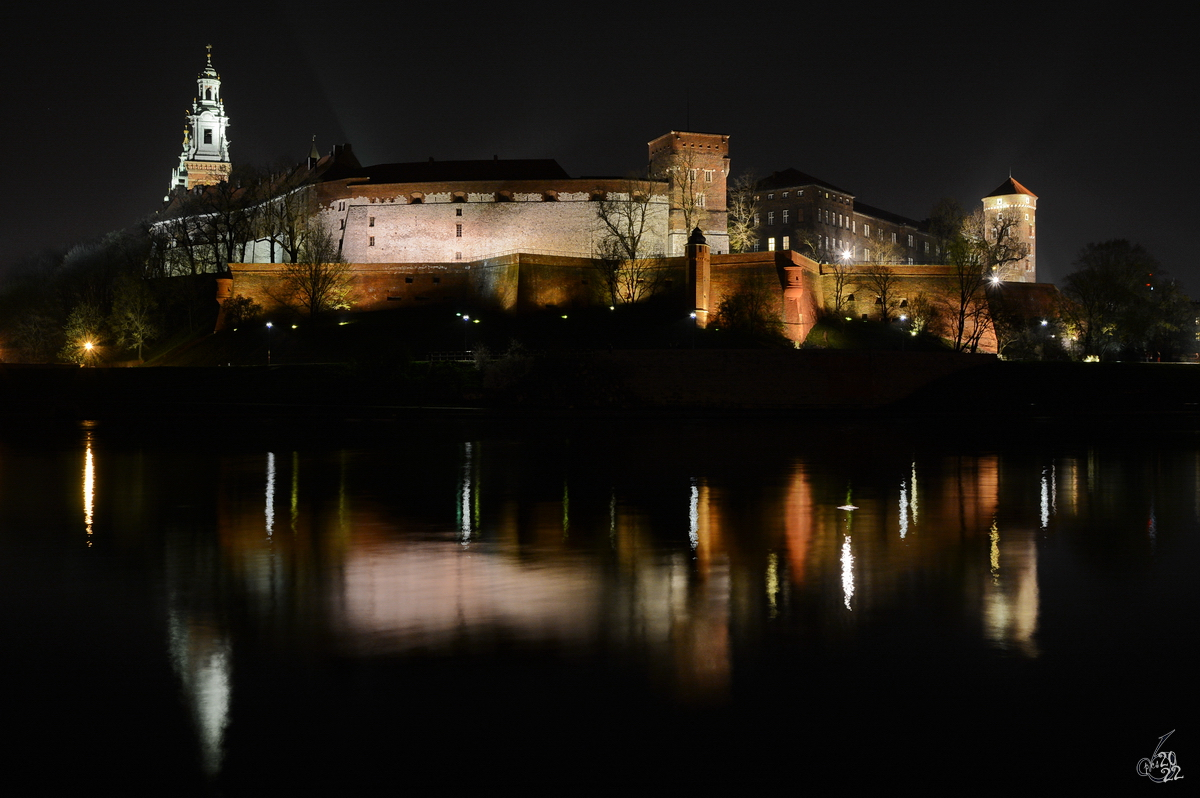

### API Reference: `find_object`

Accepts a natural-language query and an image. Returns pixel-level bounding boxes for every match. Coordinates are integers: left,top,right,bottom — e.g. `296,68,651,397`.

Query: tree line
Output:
0,161,352,364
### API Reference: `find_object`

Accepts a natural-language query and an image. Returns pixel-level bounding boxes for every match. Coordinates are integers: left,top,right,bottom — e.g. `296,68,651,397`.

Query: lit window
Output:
782,236,790,250
768,238,776,251
864,224,870,237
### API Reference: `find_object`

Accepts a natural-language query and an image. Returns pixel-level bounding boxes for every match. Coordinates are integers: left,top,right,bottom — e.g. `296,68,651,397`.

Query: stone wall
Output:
310,178,670,266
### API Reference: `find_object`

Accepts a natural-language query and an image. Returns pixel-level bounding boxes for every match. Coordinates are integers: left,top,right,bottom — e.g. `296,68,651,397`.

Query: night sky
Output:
3,5,1194,292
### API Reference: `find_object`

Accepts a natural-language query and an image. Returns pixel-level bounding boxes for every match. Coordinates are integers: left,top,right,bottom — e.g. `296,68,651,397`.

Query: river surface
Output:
1,416,1194,793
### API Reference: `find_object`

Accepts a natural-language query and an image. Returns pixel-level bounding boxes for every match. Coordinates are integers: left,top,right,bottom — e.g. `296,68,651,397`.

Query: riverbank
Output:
4,351,1200,427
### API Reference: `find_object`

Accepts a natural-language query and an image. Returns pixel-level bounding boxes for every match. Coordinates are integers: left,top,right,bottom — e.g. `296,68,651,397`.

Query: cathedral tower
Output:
983,177,1036,282
168,45,232,196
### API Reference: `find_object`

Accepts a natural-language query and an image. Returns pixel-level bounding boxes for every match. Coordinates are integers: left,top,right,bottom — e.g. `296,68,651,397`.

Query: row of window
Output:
368,223,463,247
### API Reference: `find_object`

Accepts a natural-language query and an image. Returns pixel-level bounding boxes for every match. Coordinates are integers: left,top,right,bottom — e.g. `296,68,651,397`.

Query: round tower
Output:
982,177,1037,282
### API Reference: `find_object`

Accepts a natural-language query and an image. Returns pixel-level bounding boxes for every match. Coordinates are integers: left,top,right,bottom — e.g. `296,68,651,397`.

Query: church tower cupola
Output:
167,45,232,197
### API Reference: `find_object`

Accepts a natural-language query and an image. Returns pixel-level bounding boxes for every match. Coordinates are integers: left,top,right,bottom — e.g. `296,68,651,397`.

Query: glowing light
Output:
837,504,858,511
898,479,909,539
83,341,94,352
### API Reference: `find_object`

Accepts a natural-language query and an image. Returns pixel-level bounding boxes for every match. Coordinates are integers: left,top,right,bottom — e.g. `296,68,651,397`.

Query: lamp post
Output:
265,321,273,366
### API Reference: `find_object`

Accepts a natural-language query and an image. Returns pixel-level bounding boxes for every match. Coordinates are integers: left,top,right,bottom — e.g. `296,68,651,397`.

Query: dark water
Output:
1,417,1194,793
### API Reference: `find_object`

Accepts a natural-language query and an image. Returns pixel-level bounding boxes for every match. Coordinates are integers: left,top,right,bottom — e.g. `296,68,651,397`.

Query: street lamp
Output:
265,321,273,366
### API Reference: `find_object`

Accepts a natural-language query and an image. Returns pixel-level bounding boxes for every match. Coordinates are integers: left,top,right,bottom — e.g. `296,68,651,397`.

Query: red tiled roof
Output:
985,177,1036,199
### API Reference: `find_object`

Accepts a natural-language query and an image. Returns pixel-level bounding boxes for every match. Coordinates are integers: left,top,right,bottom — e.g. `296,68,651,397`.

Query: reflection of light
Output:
458,442,473,546
609,490,617,547
291,451,299,530
766,552,779,618
1040,466,1050,530
910,463,919,524
688,478,699,550
1148,501,1157,551
265,452,275,536
168,609,231,778
899,479,909,539
83,435,95,545
989,519,1000,580
562,481,569,538
841,535,854,610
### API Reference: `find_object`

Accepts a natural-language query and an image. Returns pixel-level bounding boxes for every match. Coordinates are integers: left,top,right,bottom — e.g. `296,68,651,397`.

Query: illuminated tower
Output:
167,45,232,196
982,177,1036,283
648,131,731,256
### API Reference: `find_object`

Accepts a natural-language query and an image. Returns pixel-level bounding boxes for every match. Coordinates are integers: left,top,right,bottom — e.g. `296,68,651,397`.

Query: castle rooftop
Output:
985,177,1036,198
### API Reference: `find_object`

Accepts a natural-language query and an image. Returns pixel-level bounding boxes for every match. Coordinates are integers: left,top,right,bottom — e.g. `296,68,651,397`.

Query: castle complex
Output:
162,50,1041,352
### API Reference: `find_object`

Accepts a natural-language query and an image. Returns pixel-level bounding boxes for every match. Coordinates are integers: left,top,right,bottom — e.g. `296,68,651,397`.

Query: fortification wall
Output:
312,179,670,265
227,262,474,317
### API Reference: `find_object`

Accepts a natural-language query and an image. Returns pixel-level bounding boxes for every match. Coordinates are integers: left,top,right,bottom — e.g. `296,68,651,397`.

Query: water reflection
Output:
50,422,1200,787
82,429,94,546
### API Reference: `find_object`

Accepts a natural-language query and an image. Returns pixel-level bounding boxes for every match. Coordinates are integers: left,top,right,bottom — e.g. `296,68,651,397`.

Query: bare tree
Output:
861,263,900,323
943,208,1030,352
726,173,759,254
657,148,707,242
593,179,669,304
278,222,352,317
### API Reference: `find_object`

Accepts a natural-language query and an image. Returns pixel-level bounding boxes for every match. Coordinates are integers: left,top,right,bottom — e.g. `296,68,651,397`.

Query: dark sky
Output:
3,4,1195,292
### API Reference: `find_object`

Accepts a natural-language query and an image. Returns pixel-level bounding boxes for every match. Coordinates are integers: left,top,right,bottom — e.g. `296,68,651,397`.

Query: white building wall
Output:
327,194,670,264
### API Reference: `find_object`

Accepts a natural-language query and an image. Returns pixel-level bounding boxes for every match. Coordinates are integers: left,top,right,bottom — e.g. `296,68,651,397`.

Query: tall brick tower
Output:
982,177,1037,282
648,131,730,256
167,45,232,197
